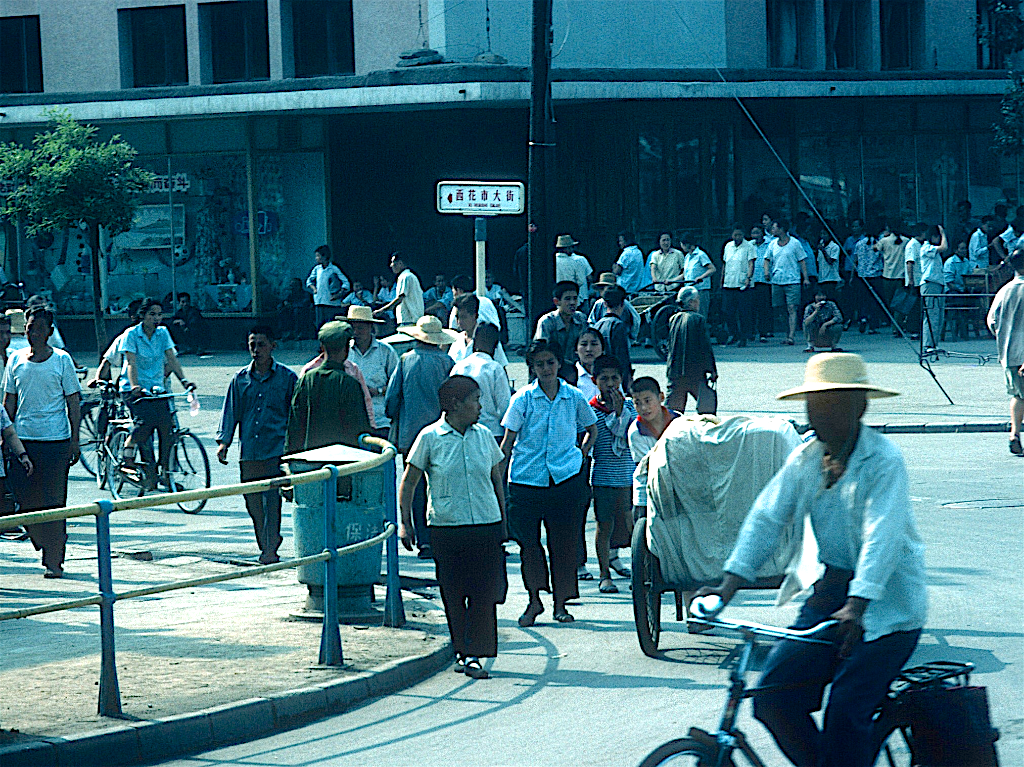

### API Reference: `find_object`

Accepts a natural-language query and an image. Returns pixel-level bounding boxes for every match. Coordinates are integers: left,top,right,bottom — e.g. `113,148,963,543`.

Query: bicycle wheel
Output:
638,737,724,767
632,517,663,657
167,431,210,514
78,402,98,477
652,304,680,361
106,428,130,501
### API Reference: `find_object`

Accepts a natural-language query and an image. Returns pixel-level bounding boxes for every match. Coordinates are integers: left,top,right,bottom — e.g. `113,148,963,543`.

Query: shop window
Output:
119,6,188,88
880,0,917,70
0,15,43,94
292,0,355,77
824,0,865,70
202,1,269,83
766,0,814,68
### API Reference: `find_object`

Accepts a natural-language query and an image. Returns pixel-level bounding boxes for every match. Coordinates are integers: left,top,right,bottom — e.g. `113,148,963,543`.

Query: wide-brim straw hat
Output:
555,234,579,248
5,309,26,335
398,315,461,346
339,305,383,324
777,352,899,401
594,272,618,287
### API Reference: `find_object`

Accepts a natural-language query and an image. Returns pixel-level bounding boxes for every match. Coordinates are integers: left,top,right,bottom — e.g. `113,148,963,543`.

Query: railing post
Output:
318,466,343,666
94,499,123,717
382,455,406,628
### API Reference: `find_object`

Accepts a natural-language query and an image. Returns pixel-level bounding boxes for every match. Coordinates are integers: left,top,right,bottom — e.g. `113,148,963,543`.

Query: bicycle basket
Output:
891,662,999,767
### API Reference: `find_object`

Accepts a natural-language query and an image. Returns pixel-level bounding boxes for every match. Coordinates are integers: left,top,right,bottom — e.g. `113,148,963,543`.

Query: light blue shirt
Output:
615,245,650,293
797,237,818,278
968,229,989,272
943,255,971,293
724,428,927,643
753,241,770,283
683,248,713,290
122,324,175,392
501,380,597,487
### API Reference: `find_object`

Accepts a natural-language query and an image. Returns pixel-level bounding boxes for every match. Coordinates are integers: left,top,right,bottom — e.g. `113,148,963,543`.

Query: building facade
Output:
0,0,1017,344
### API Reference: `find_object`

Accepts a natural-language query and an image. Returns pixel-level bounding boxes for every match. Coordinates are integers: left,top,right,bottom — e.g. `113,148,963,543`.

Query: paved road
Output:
57,339,1013,767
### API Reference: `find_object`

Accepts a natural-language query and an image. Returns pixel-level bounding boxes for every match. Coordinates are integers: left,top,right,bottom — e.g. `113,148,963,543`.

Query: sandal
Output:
577,565,594,581
783,337,795,345
553,610,575,623
463,658,489,680
453,656,466,673
608,557,631,578
518,603,544,627
803,346,815,353
599,578,618,594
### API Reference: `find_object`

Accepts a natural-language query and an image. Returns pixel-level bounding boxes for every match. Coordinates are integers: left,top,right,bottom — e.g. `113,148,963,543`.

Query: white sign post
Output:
437,181,525,297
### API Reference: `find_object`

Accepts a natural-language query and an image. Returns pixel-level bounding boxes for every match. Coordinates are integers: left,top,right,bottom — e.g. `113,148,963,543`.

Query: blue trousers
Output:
753,597,920,767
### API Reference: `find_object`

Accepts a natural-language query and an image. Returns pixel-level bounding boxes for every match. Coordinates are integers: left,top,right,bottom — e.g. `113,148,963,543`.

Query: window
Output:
977,0,1024,70
766,0,814,68
203,1,269,83
0,15,43,93
880,0,916,70
824,0,864,70
292,0,354,77
120,6,188,88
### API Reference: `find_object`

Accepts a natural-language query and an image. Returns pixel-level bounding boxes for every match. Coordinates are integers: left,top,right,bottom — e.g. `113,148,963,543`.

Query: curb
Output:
0,640,454,767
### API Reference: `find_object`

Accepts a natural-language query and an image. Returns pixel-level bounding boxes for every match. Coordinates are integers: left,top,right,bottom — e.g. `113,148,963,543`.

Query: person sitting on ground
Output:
534,281,587,370
399,375,508,680
802,289,844,353
168,292,208,356
423,273,454,319
697,353,925,767
285,321,371,453
343,281,375,308
627,377,681,522
588,273,641,343
450,322,510,441
665,286,717,414
587,354,638,595
592,285,633,389
277,277,313,340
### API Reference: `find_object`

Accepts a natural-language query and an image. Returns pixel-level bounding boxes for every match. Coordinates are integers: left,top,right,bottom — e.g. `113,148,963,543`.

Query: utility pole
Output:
527,0,554,326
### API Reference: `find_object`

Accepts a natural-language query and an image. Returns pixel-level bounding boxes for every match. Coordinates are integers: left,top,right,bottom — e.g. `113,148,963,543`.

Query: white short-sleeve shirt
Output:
3,347,80,441
396,269,424,325
406,417,505,526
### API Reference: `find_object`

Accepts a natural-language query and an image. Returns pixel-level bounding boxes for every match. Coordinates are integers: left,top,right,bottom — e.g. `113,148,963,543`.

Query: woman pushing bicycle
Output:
120,297,195,490
697,352,927,767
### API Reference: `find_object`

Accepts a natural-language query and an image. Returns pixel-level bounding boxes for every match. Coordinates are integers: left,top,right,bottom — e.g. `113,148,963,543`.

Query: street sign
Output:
436,181,525,215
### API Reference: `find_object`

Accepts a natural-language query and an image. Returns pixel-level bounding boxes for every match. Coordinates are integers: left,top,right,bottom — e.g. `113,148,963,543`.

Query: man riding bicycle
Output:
699,353,927,767
121,297,195,490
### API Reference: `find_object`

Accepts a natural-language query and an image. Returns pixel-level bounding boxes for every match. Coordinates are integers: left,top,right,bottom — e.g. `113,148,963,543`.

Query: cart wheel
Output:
632,517,663,657
651,305,679,361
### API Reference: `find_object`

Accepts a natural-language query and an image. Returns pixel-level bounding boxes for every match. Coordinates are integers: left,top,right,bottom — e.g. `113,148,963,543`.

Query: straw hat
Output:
5,309,26,335
339,305,383,324
777,353,899,401
399,315,461,346
555,234,578,248
594,272,618,287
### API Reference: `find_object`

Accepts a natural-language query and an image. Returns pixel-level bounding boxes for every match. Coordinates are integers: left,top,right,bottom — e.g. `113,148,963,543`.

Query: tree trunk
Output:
88,220,107,364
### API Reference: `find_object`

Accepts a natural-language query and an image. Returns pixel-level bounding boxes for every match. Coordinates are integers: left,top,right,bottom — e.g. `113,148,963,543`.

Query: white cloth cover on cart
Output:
644,415,817,604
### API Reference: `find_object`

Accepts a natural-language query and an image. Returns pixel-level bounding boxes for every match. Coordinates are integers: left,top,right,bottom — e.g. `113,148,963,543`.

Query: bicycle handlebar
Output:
690,595,838,645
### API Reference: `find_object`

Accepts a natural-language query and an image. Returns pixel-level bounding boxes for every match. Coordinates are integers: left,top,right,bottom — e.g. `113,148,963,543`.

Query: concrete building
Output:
0,0,1017,345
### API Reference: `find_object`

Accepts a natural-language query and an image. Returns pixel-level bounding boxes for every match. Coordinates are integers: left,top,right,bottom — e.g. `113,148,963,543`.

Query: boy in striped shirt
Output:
588,354,637,594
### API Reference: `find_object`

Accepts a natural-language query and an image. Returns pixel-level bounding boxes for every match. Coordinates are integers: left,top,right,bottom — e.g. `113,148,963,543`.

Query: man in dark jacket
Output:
665,286,718,414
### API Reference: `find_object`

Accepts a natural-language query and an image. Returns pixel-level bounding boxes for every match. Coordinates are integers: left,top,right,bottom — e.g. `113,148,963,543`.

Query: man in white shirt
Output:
720,226,756,346
987,248,1024,455
449,294,510,367
699,353,925,767
969,216,996,273
554,234,593,308
451,323,511,439
447,275,502,332
766,219,809,345
305,245,349,329
377,252,424,325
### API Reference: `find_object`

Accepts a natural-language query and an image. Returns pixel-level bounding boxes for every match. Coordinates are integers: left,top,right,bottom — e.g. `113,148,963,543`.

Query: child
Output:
399,376,507,679
588,354,638,594
628,377,681,522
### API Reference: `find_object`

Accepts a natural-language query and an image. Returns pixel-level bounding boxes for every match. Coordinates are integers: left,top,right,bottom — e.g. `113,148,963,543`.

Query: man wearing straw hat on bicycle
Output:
698,353,927,767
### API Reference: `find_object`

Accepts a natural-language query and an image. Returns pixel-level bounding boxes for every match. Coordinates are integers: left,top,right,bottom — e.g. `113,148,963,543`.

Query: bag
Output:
901,684,999,766
889,286,917,316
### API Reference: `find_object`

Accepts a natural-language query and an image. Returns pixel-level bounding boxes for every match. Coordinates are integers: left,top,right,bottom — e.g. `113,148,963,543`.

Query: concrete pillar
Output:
865,0,881,70
185,0,203,85
267,0,284,80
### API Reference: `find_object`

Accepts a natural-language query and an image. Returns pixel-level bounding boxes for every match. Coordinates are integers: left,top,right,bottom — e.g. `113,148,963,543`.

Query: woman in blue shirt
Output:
122,298,195,489
500,339,598,626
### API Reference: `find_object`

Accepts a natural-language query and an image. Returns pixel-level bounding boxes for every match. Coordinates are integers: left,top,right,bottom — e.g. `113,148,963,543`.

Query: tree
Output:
979,0,1024,70
0,110,153,358
995,72,1024,159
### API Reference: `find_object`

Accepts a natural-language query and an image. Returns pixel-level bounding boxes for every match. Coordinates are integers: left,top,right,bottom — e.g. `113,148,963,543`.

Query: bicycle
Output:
80,379,129,487
638,596,995,767
104,388,210,513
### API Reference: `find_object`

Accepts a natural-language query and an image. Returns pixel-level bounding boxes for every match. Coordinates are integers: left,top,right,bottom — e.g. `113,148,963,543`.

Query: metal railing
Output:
0,435,404,719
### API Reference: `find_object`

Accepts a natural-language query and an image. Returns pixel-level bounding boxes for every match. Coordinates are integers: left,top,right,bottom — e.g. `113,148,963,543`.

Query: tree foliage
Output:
994,72,1024,157
979,0,1024,68
0,109,153,236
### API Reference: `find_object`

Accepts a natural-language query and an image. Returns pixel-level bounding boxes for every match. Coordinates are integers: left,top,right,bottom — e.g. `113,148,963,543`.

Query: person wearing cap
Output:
613,231,650,295
665,286,718,414
697,353,926,767
217,325,298,564
286,321,371,455
384,315,459,558
588,273,641,343
345,305,399,440
554,234,593,309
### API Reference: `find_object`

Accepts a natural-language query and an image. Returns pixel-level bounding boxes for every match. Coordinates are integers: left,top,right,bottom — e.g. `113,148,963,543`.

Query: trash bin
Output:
284,444,386,623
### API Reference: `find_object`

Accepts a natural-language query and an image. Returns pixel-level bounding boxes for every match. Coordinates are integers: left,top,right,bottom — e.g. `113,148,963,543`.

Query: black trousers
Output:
7,440,71,571
720,287,752,341
508,474,583,605
430,523,506,658
240,457,283,558
127,397,173,475
751,283,772,337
